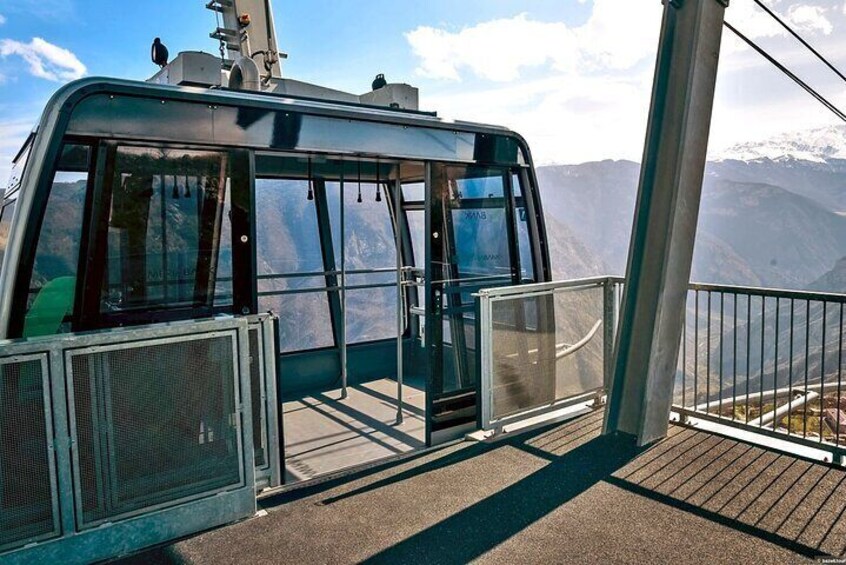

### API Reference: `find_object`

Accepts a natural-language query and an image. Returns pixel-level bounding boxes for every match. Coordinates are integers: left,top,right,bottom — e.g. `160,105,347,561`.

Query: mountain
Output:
536,160,639,275
714,125,846,164
710,125,846,213
544,215,607,280
810,256,846,294
536,155,846,290
689,232,762,287
698,179,846,288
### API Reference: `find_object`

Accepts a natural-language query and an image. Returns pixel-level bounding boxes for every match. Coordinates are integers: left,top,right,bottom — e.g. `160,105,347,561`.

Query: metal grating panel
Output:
0,355,58,551
491,294,556,419
490,286,605,421
248,327,267,469
68,334,244,527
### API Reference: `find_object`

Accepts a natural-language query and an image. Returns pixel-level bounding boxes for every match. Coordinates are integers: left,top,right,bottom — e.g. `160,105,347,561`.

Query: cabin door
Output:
425,163,520,445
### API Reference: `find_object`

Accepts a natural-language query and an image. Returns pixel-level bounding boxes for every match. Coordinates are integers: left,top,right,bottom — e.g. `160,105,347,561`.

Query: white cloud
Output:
0,37,86,82
405,0,846,165
786,4,833,34
576,0,663,70
406,1,662,82
406,15,578,82
405,1,663,163
422,71,656,165
723,2,835,53
726,0,785,41
0,15,6,25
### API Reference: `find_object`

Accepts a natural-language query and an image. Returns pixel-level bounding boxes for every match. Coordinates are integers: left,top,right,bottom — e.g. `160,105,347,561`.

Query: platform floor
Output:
120,409,846,564
282,377,426,483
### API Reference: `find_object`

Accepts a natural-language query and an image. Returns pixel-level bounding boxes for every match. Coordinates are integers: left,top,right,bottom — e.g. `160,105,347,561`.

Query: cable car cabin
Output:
0,78,550,483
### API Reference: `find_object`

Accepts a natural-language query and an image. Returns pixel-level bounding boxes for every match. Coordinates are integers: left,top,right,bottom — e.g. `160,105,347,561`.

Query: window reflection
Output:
99,147,232,315
513,173,535,282
23,145,90,337
0,200,16,274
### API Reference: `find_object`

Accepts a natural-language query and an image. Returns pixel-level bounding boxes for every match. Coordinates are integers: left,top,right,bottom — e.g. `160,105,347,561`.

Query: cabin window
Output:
403,181,425,269
0,200,17,274
327,173,399,344
7,132,34,193
401,182,424,203
406,209,425,269
448,168,512,282
255,176,335,352
513,173,535,282
97,146,233,316
22,144,90,337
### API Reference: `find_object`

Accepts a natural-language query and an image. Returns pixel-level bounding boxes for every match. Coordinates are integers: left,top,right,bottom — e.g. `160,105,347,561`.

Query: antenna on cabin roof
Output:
207,0,286,81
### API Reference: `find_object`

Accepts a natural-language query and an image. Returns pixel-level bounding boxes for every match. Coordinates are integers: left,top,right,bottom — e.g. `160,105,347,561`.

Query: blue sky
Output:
1,0,846,181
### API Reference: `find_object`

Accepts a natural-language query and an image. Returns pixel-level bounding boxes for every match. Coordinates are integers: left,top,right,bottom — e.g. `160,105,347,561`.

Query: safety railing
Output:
672,283,846,462
0,317,260,564
476,276,624,433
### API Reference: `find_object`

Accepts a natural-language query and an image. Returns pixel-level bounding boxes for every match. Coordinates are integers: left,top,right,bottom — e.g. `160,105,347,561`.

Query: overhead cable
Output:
723,21,846,124
752,0,846,85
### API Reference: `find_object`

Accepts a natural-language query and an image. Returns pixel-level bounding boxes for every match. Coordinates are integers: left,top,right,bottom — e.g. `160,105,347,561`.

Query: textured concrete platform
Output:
283,377,426,482
119,410,846,564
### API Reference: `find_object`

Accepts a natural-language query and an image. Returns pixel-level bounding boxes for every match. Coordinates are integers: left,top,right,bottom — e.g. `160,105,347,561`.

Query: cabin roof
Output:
45,77,522,140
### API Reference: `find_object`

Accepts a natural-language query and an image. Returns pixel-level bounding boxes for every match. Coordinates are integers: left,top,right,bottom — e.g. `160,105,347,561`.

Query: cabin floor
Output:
283,377,427,482
118,409,846,564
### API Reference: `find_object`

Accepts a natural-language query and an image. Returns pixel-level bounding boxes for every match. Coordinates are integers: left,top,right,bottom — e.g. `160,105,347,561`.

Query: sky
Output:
0,0,845,182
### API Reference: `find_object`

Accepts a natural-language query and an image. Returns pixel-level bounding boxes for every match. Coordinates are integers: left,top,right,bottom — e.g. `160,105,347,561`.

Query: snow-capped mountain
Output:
713,125,846,164
704,125,846,214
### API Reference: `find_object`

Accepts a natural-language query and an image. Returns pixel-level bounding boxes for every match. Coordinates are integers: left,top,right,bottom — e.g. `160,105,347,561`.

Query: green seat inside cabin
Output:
23,276,76,338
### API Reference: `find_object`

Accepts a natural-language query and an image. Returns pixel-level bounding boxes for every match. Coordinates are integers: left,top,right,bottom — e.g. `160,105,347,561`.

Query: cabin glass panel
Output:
406,209,425,269
401,182,424,203
23,144,90,337
429,164,517,397
0,201,16,275
403,181,425,271
6,134,33,193
513,173,535,282
255,176,334,352
326,173,398,344
98,147,232,316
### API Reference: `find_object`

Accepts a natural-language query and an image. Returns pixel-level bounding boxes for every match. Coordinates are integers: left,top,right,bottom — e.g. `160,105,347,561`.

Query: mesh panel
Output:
70,336,242,527
491,294,556,419
0,358,56,550
490,287,605,421
248,327,266,468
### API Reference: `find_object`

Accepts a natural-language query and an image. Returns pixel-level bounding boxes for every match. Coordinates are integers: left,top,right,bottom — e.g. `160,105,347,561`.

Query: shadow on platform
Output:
117,410,846,564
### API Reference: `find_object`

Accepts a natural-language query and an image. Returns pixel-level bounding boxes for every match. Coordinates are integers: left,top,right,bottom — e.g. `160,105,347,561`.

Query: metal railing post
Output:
478,290,493,431
602,277,617,396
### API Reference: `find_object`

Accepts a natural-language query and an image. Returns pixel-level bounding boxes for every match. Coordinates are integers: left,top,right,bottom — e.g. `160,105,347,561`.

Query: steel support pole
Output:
604,0,728,446
395,175,405,425
340,172,348,400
